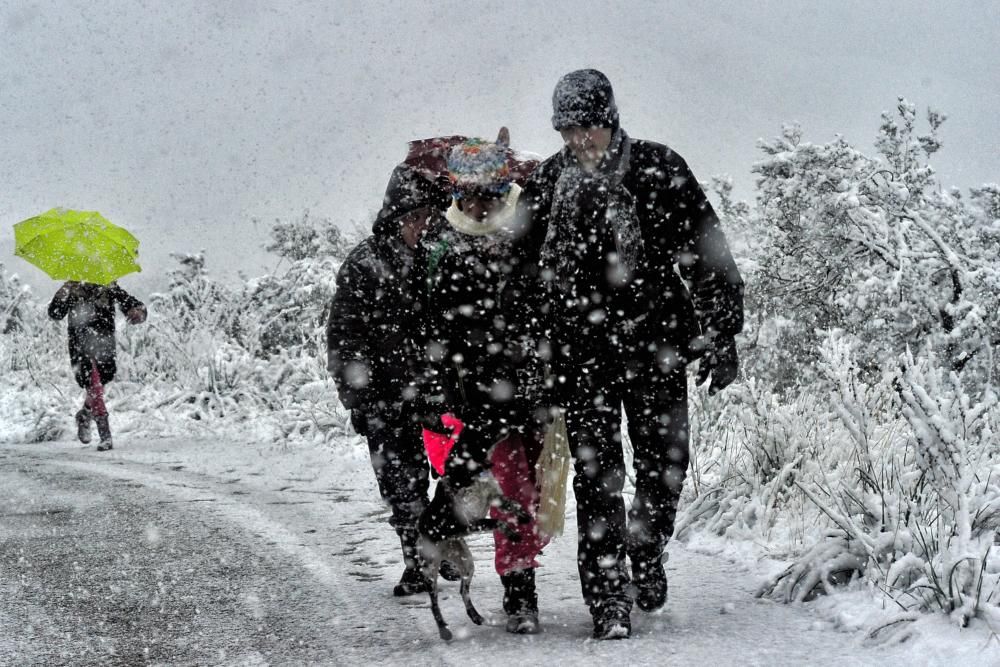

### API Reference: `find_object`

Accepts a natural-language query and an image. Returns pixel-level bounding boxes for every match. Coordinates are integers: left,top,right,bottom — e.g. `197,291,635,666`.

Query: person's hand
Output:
695,335,738,395
532,404,560,428
408,393,451,430
350,410,371,437
125,306,147,325
58,281,82,298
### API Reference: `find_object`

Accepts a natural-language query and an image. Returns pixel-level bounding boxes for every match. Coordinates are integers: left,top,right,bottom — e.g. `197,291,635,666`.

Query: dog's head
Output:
445,472,503,525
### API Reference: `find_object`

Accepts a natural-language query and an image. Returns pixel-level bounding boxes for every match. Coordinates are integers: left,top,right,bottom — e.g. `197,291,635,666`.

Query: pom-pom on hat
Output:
551,68,619,131
446,138,513,199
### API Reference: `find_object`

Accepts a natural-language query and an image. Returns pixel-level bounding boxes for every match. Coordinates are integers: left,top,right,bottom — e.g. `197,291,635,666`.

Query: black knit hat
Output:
551,69,619,131
372,164,449,237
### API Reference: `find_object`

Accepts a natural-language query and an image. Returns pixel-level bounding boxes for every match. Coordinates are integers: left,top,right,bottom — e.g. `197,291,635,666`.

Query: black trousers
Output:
364,418,430,538
71,353,116,389
563,364,689,607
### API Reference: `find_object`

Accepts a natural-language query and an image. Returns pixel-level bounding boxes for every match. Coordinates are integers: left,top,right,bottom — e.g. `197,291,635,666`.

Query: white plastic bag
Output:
535,410,571,539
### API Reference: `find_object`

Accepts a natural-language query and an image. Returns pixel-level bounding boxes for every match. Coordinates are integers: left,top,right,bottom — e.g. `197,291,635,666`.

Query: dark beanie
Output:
372,164,449,236
551,69,619,131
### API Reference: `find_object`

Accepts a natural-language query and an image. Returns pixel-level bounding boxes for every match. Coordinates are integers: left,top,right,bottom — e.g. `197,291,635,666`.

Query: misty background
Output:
2,0,997,296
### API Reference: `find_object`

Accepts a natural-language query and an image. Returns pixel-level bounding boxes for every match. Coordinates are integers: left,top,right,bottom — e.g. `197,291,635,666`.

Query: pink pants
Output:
85,361,108,417
490,434,549,575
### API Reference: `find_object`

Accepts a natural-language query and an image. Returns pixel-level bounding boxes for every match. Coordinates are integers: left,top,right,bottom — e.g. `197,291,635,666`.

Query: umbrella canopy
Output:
13,208,141,285
404,134,539,194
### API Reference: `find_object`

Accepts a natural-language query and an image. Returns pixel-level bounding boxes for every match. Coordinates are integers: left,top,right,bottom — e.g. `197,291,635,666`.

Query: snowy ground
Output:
2,433,997,666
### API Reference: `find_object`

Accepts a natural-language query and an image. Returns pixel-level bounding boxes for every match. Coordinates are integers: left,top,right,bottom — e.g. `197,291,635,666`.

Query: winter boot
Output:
393,527,431,597
502,569,540,634
94,414,113,452
75,408,93,444
591,597,631,640
632,550,668,612
438,559,462,582
393,566,431,597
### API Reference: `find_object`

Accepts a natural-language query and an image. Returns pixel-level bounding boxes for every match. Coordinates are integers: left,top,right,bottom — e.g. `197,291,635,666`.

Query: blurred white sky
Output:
2,0,997,294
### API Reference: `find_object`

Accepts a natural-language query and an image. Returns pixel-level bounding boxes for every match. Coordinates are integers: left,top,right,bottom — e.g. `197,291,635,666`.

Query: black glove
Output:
407,394,452,431
350,409,371,436
695,335,738,395
442,425,491,490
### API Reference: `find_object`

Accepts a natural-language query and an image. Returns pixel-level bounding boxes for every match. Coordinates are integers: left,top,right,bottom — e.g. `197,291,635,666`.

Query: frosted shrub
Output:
246,255,340,358
676,377,839,554
747,100,997,388
265,210,356,262
682,101,1000,632
757,336,999,628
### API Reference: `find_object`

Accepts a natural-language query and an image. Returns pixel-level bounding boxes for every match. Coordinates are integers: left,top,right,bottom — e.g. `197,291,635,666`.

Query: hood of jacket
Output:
372,163,451,239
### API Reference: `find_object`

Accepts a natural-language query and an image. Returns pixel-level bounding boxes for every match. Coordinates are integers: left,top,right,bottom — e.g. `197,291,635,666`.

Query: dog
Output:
416,471,531,641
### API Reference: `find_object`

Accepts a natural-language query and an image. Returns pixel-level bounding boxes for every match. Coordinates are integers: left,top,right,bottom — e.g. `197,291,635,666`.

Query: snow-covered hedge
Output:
676,100,1000,632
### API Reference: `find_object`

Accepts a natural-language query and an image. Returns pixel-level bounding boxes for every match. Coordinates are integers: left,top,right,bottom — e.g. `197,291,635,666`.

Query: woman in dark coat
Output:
48,280,147,451
326,163,454,597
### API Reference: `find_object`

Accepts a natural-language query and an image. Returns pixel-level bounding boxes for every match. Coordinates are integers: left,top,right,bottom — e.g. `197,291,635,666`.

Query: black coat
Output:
512,136,744,385
423,223,535,432
326,164,449,427
48,282,145,386
326,233,431,424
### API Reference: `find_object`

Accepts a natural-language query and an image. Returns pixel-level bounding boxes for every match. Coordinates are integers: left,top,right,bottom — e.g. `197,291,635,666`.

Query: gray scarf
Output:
539,127,644,291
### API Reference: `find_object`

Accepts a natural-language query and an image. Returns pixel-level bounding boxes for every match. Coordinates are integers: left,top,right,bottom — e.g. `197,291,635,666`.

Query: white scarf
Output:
444,183,522,237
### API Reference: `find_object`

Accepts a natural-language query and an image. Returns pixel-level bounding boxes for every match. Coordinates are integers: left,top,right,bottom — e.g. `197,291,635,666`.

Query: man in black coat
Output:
49,280,147,451
327,163,454,596
512,69,744,639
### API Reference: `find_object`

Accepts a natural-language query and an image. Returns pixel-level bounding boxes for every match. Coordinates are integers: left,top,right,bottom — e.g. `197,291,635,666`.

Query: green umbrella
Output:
13,208,141,285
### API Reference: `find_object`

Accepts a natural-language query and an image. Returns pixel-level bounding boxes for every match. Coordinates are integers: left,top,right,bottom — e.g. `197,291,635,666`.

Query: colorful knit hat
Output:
446,138,513,199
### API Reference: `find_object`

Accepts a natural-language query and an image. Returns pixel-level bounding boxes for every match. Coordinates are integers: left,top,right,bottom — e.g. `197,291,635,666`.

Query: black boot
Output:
632,549,668,612
94,414,113,451
502,569,540,634
393,528,430,597
75,407,93,444
438,559,462,582
393,566,431,597
591,596,631,640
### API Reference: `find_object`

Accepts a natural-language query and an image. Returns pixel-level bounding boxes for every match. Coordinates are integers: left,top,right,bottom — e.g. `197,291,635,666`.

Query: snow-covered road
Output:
0,437,988,665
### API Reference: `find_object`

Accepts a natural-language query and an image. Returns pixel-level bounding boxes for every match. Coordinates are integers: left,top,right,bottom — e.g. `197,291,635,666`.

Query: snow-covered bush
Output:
745,100,997,389
264,210,356,262
681,100,1000,630
756,337,998,626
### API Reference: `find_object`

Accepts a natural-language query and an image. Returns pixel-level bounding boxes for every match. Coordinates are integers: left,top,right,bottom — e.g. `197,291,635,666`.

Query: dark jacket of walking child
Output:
420,134,548,634
48,280,147,450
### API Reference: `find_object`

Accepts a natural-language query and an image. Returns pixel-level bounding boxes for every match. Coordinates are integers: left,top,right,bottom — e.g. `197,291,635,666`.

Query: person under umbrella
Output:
48,280,147,451
420,131,548,634
14,208,148,452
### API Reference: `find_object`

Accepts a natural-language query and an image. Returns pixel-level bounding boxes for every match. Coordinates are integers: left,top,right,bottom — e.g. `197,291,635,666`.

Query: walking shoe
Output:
75,408,93,444
633,554,668,612
502,569,541,634
393,566,431,597
591,597,631,640
505,610,540,634
94,414,113,452
438,559,462,582
630,548,667,611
